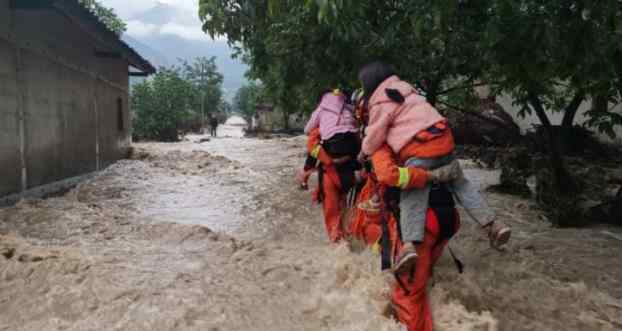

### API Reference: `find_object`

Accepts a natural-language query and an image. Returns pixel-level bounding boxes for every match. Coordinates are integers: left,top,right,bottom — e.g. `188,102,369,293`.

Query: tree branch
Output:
437,100,518,131
527,91,552,128
436,80,504,96
561,91,585,127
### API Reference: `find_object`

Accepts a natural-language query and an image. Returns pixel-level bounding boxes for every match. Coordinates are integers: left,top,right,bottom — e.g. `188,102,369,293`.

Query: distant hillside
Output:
135,35,247,99
122,2,248,101
122,35,169,69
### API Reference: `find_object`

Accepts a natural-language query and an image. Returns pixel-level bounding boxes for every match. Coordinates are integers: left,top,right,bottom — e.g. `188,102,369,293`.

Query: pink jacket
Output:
304,93,358,141
362,76,445,156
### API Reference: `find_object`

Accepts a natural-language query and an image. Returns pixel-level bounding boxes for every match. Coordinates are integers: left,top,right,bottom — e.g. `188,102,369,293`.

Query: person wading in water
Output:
300,89,361,243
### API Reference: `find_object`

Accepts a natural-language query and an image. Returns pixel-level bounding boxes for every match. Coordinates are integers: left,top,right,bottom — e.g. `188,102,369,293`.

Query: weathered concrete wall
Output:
474,81,622,145
20,48,101,188
496,94,622,145
0,2,132,199
97,83,131,167
0,0,9,37
0,38,21,197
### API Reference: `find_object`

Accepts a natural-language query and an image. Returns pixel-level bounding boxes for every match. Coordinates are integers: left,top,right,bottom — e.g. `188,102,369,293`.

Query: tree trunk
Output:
592,94,609,113
614,50,622,98
426,81,439,107
528,92,576,193
561,92,584,128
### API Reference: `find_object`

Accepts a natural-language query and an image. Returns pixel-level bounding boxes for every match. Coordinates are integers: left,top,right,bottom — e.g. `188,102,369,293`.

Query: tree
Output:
219,100,233,118
79,0,126,35
199,0,499,122
199,0,360,119
482,0,622,192
200,0,622,200
234,82,266,123
132,68,196,141
132,58,225,140
180,57,224,117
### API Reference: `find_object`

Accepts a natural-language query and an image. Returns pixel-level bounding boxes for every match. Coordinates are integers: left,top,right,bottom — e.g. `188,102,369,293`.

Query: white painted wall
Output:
475,84,622,144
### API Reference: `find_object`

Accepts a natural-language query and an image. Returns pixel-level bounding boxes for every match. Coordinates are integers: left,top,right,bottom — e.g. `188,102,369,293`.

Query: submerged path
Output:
1,135,621,331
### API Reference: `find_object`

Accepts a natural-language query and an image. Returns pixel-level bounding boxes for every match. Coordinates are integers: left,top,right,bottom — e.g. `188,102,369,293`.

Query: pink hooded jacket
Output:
304,92,358,141
362,76,445,156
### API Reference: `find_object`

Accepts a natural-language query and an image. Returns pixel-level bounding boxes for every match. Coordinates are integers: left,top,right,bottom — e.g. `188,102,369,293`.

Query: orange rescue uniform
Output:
307,128,347,242
371,143,460,331
349,144,430,246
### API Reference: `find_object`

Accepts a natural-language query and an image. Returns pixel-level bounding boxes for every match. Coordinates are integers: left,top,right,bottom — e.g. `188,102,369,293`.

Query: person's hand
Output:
357,151,367,163
427,159,463,183
295,169,313,190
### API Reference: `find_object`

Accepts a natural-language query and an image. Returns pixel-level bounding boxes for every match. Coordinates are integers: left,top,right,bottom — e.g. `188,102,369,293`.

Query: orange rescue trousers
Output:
392,208,460,331
351,191,459,331
307,128,353,243
318,165,347,243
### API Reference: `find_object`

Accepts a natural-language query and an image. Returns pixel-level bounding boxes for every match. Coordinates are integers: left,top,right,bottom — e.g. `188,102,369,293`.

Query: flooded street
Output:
1,134,621,331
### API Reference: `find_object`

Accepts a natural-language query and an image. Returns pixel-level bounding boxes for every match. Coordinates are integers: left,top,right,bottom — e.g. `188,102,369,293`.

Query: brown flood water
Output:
1,132,621,331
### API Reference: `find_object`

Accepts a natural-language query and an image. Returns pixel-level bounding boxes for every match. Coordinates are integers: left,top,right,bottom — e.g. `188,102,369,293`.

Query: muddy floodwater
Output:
1,133,622,331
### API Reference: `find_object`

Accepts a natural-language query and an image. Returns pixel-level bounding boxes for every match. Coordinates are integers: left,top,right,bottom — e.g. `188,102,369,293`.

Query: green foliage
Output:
199,0,622,135
199,0,622,196
483,0,622,128
180,56,224,117
480,0,622,192
78,0,126,35
219,100,233,117
233,82,267,121
198,0,495,117
199,0,359,117
132,58,225,141
132,68,195,141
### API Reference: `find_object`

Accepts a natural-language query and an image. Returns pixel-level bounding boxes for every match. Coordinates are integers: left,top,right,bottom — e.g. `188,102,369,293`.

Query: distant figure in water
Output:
209,114,218,137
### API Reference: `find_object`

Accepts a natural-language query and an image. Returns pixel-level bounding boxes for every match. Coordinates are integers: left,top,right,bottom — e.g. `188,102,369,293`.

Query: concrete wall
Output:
496,94,622,145
0,0,132,199
0,38,21,196
474,81,622,145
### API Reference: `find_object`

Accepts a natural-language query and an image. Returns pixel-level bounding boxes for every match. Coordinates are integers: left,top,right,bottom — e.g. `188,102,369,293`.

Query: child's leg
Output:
450,166,511,248
399,186,431,243
393,186,431,274
449,163,494,225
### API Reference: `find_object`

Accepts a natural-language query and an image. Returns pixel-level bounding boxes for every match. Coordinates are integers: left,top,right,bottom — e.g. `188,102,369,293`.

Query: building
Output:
0,0,155,205
254,103,275,131
253,104,305,132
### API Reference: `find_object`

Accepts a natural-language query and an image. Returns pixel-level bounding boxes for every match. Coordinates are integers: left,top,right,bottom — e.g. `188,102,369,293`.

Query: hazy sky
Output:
99,0,219,41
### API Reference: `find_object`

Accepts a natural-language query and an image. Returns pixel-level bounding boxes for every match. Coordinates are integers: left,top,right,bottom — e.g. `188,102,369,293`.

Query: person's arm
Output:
304,108,321,135
361,106,393,156
371,144,429,190
307,128,333,166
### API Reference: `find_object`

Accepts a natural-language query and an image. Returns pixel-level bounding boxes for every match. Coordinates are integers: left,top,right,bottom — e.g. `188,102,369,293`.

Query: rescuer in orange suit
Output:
303,120,460,331
349,86,462,331
369,144,460,331
300,127,356,242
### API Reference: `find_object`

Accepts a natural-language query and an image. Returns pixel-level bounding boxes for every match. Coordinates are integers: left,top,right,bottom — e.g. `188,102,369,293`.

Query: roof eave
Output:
13,0,156,75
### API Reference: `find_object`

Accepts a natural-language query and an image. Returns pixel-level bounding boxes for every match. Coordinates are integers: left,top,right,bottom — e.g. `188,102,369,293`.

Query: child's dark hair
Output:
358,62,404,106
